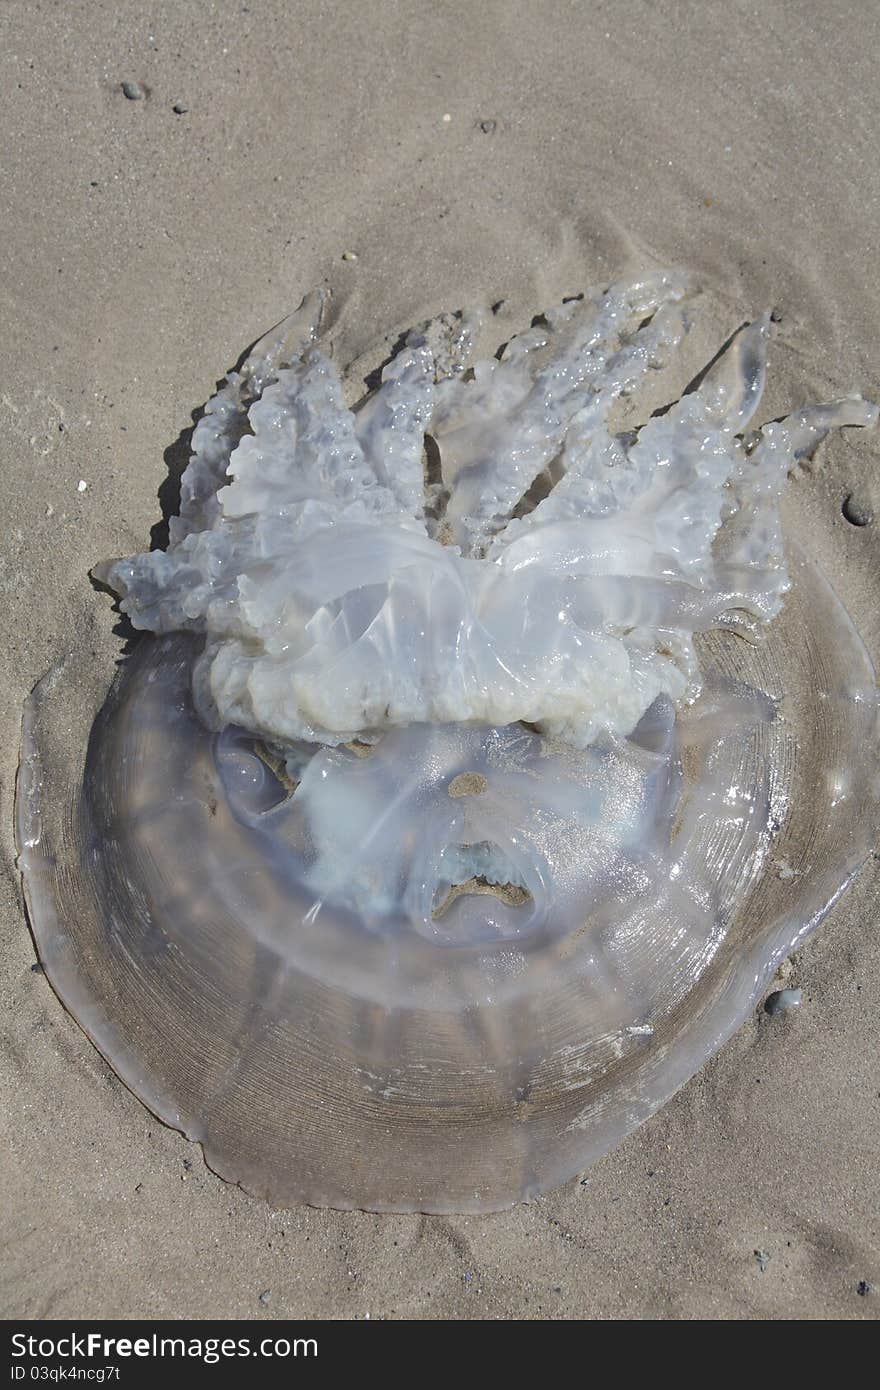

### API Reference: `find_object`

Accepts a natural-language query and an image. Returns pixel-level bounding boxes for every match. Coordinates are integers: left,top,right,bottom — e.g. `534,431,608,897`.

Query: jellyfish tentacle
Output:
433,272,691,555
176,288,328,543
713,394,879,616
354,335,436,522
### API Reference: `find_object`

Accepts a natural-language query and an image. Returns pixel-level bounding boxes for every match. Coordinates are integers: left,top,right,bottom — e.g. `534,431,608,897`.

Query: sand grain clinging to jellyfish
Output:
16,272,880,1211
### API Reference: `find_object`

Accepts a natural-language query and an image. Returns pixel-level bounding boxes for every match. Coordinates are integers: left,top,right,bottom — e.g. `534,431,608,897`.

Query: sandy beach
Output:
1,0,878,1319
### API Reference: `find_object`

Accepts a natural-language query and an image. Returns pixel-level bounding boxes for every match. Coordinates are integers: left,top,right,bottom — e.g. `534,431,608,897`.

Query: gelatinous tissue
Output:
16,272,879,1211
94,274,877,933
98,273,876,751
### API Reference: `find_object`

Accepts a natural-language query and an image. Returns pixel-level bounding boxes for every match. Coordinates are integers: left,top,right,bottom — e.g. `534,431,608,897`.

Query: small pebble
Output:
442,112,452,123
857,1280,873,1296
341,251,358,263
172,101,189,115
77,479,89,493
30,961,44,975
842,493,874,527
764,987,802,1016
259,1288,271,1305
754,1249,771,1272
121,81,145,101
478,118,497,134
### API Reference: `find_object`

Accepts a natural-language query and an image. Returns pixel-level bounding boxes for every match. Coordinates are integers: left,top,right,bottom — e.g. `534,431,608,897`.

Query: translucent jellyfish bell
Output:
16,277,880,1212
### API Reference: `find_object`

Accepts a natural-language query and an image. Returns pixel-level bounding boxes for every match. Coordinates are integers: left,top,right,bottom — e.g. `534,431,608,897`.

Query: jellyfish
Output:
16,273,880,1211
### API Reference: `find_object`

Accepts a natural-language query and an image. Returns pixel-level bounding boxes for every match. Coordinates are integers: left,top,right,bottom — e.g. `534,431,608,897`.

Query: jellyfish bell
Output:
16,276,880,1212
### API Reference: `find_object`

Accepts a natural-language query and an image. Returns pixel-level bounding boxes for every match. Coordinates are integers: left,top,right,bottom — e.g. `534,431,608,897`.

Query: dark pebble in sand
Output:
121,81,145,101
172,101,189,115
842,493,874,527
754,1249,771,1272
857,1280,873,1296
30,961,44,974
764,988,802,1016
478,119,497,134
259,1289,271,1305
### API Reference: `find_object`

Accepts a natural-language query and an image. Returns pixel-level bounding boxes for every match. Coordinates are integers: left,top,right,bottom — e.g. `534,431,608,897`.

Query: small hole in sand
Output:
842,493,873,527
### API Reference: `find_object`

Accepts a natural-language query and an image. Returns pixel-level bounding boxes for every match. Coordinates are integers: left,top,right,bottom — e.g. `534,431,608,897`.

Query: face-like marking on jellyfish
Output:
16,275,880,1213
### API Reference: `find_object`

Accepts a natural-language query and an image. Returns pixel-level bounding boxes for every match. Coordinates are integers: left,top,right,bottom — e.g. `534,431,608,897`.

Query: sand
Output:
1,0,878,1320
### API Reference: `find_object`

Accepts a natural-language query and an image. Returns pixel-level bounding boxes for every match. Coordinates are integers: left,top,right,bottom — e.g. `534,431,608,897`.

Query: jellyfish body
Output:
16,276,880,1211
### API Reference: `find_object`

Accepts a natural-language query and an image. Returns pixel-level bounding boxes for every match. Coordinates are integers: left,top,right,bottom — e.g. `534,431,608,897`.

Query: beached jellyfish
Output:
16,274,880,1211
